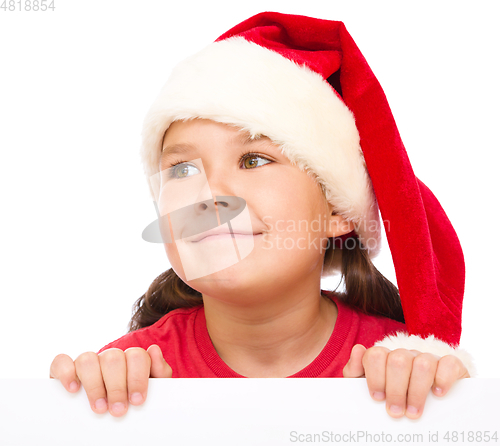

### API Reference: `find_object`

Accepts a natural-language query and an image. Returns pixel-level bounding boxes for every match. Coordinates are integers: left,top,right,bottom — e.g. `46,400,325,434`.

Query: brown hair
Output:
128,235,403,332
324,235,404,323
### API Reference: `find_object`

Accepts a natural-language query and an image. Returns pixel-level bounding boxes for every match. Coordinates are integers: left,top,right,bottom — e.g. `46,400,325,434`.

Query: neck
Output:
203,284,337,377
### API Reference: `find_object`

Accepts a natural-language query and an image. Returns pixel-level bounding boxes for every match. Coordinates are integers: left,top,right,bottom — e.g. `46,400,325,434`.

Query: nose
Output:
196,196,246,225
172,196,246,240
168,195,248,241
197,198,229,212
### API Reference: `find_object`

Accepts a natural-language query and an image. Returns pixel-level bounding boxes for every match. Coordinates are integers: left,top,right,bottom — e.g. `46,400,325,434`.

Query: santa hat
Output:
140,12,474,372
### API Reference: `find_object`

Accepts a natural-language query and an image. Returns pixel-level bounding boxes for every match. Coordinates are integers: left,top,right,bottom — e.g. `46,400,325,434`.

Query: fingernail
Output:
434,387,443,395
389,405,403,415
373,391,385,401
130,392,143,404
69,381,78,392
111,402,126,415
406,405,418,415
95,398,107,411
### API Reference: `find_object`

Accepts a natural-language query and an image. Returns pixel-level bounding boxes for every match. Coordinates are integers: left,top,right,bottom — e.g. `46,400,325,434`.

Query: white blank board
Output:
1,379,498,445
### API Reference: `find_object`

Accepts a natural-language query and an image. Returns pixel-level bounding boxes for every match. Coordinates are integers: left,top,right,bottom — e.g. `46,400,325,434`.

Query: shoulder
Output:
323,290,407,347
97,305,203,354
354,307,407,343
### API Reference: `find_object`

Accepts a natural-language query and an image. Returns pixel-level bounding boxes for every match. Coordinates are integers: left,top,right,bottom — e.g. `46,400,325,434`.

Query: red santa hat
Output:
140,12,474,372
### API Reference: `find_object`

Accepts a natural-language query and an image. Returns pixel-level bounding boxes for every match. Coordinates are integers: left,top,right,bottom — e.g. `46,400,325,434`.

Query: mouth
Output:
181,223,263,243
192,232,263,243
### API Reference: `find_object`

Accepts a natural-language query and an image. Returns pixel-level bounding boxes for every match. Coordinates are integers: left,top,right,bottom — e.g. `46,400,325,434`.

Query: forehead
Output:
159,120,276,163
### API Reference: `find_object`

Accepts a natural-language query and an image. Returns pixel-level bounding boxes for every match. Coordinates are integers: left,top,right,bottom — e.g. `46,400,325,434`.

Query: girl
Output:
50,12,473,420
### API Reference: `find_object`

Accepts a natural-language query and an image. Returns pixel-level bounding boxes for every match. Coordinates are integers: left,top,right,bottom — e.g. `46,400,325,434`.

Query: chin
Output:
186,260,252,292
194,260,282,305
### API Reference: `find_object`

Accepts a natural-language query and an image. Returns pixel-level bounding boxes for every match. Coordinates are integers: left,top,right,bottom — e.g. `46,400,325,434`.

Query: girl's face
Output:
158,119,353,302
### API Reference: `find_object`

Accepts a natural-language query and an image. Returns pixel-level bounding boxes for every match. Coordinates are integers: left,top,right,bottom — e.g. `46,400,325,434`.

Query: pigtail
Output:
329,236,405,324
128,269,202,332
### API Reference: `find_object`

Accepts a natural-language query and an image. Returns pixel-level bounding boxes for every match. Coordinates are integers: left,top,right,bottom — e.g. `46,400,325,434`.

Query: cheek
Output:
256,173,325,223
163,242,186,280
256,179,330,248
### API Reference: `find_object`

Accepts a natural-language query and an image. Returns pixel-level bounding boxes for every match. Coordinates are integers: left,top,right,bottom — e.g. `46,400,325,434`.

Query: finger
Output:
49,354,80,393
405,353,438,419
385,349,415,418
362,346,390,402
74,351,108,414
125,348,151,406
343,344,367,378
99,348,128,417
432,355,470,397
147,344,173,378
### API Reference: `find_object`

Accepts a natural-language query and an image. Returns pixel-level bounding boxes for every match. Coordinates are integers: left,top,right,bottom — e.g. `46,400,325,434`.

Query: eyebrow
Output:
161,143,195,159
159,143,197,170
159,131,267,168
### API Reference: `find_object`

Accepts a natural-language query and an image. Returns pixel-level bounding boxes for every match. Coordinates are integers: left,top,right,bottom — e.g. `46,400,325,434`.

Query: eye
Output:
241,153,272,169
167,162,200,180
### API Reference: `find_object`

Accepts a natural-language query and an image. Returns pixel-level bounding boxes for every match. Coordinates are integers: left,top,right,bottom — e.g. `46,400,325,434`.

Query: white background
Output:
2,379,499,445
0,1,498,378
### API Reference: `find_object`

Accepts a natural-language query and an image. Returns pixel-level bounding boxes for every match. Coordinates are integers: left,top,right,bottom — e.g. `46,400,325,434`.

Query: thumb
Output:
343,344,367,378
147,344,173,378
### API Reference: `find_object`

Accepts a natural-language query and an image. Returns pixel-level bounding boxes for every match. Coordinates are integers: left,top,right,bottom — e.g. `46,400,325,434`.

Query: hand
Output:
343,344,470,419
49,344,172,417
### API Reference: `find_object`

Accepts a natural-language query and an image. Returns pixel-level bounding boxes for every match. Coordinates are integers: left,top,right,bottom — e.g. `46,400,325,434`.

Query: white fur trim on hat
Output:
375,332,477,377
140,36,382,262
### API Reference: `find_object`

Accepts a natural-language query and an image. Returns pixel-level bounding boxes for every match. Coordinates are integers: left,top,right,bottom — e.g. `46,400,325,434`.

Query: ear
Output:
325,206,356,239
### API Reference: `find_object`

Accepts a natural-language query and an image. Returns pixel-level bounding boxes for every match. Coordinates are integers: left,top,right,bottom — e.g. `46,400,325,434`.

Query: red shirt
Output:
98,292,406,377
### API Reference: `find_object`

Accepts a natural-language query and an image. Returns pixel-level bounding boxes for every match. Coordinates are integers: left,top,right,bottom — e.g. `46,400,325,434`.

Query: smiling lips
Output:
186,226,261,243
